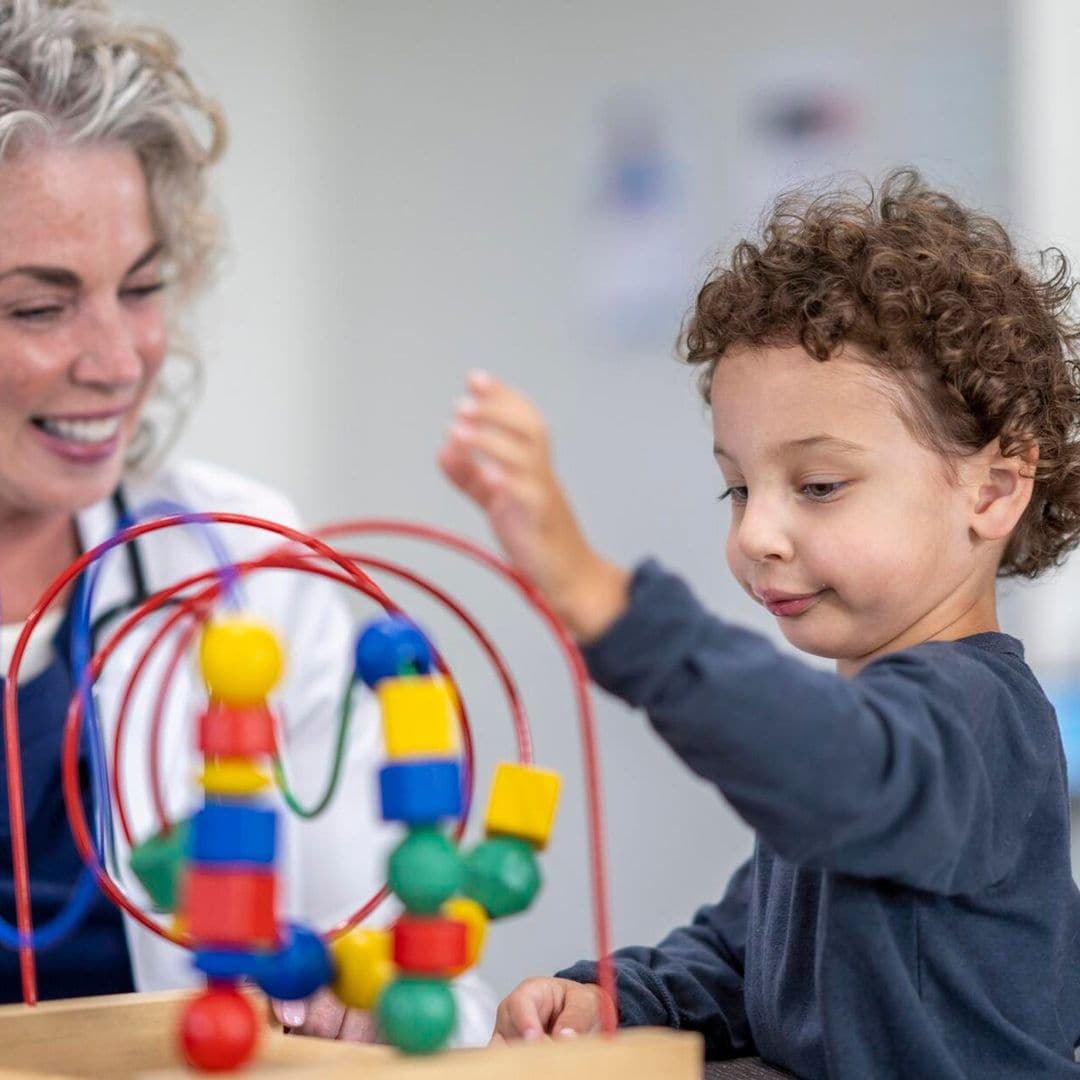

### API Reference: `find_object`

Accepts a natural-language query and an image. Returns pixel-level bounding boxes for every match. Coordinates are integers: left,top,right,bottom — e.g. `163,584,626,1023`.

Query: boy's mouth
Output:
755,589,825,618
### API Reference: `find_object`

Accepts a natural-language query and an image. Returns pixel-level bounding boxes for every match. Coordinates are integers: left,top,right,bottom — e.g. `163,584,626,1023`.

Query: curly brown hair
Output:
682,168,1080,579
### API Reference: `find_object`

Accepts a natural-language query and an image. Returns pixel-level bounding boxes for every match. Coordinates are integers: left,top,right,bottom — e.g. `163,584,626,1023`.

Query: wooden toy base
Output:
0,989,703,1079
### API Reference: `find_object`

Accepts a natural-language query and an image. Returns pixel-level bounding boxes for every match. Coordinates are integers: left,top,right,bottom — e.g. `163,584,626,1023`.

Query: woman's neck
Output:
0,510,80,624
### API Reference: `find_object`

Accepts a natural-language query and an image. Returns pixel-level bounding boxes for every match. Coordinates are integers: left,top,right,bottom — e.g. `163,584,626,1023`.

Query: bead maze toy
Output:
0,511,702,1077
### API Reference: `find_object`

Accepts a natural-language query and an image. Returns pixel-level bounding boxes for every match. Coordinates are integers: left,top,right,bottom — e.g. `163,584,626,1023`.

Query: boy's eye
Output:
801,481,846,501
718,486,748,504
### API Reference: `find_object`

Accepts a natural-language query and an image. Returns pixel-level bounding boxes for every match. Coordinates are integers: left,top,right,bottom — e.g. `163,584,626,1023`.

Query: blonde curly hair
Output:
0,0,227,464
682,169,1080,579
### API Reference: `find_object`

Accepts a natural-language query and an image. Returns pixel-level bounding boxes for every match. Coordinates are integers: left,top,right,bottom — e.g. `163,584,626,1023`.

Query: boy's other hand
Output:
439,371,629,643
492,976,612,1042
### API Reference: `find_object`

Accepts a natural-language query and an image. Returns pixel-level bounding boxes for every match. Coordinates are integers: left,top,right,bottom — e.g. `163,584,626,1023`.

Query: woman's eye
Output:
718,486,748,504
11,304,64,322
801,481,846,501
121,281,166,300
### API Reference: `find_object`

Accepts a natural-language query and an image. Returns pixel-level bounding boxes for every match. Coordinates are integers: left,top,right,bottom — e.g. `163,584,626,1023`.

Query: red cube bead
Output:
198,703,277,757
184,865,278,948
392,915,467,975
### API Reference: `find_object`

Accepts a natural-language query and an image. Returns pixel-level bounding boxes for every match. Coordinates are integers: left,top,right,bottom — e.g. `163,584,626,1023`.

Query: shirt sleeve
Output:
557,858,755,1059
581,560,1060,895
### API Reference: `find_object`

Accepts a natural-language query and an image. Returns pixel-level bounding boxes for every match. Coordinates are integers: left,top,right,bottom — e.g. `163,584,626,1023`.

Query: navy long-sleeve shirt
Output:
558,560,1080,1078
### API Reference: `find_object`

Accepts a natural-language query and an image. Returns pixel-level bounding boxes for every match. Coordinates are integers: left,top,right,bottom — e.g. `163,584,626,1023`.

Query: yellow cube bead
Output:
199,616,285,706
484,762,562,850
199,757,270,795
443,896,488,975
331,927,394,1010
377,675,458,758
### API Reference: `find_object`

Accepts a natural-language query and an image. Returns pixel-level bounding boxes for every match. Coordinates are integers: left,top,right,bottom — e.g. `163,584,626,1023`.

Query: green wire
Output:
272,672,358,819
271,661,422,819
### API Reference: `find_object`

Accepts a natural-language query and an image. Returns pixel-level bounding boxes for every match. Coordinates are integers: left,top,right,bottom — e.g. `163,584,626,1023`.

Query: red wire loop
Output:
4,513,616,1032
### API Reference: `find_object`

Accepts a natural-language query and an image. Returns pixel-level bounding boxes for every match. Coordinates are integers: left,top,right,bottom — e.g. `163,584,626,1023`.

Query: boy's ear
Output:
969,439,1039,542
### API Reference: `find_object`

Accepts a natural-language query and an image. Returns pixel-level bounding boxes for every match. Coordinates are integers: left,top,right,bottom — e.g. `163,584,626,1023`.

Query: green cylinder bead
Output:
388,826,463,914
377,976,456,1054
129,818,191,912
463,835,540,918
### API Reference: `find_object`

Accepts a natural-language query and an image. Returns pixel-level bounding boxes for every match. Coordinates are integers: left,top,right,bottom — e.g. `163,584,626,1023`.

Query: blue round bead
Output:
354,615,435,687
254,924,333,1001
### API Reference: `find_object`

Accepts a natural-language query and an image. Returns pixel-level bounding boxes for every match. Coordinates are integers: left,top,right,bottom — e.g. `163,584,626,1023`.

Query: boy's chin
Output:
775,615,856,662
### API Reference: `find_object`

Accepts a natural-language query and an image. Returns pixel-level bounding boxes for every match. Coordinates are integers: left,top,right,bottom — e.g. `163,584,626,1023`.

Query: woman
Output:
0,0,493,1043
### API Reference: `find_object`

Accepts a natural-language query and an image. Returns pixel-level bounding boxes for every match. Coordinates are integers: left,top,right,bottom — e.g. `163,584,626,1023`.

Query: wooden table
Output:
0,989,703,1079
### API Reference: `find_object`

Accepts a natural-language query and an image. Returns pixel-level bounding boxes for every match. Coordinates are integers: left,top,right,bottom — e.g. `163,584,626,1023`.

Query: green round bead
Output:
129,818,191,912
388,827,463,914
377,977,456,1054
463,836,540,918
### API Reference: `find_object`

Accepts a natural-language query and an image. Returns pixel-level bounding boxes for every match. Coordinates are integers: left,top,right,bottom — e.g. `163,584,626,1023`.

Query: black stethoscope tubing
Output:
85,489,154,657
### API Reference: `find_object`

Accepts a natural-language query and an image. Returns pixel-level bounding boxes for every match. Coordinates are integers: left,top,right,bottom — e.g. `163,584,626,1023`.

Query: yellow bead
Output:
443,896,487,975
377,675,458,758
484,762,562,850
200,757,270,795
330,927,394,1010
199,617,285,706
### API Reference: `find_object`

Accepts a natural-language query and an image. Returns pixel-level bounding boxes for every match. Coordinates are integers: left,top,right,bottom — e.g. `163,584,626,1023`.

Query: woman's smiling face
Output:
0,141,166,523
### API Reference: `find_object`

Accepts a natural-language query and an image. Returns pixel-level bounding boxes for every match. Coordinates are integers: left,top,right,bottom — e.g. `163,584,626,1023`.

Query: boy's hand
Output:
492,976,612,1042
439,371,629,643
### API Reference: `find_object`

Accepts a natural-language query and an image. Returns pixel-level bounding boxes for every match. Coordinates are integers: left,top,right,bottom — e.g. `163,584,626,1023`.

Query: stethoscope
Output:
85,489,241,658
85,488,154,658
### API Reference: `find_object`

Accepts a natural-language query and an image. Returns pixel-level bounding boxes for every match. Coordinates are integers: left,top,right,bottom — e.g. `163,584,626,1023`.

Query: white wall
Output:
124,0,1010,998
1005,0,1080,667
1008,0,1080,872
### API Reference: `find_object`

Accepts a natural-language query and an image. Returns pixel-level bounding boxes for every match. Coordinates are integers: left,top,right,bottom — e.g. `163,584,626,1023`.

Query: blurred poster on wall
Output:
580,94,704,354
733,57,864,230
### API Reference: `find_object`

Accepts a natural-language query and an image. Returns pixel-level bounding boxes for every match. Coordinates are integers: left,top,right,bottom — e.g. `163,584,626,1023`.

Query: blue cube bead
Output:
191,800,277,865
379,759,462,823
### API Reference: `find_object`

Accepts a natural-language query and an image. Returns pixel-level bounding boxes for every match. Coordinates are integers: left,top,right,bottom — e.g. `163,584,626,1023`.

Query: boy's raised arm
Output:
439,374,1056,896
586,556,1053,894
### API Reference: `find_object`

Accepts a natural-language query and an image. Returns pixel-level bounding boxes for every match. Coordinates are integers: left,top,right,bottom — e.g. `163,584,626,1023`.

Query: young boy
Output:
438,170,1080,1078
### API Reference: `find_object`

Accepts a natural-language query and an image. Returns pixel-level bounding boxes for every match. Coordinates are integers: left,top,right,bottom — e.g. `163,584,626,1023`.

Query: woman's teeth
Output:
36,416,122,443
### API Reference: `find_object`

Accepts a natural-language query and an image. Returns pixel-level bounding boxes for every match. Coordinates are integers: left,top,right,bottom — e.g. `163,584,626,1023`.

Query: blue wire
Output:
0,500,242,953
115,500,244,611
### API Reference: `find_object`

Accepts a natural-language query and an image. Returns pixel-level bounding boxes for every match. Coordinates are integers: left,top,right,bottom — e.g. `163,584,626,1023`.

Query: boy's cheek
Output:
724,530,743,581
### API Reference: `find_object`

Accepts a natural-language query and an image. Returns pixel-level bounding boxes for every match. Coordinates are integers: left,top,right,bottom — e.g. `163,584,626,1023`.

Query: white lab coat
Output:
70,458,495,1044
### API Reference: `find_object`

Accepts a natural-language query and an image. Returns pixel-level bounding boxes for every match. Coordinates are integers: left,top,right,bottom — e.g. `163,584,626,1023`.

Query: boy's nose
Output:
736,496,795,562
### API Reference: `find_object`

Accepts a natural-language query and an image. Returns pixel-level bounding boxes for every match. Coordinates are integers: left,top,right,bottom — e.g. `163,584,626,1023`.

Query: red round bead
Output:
179,985,258,1071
